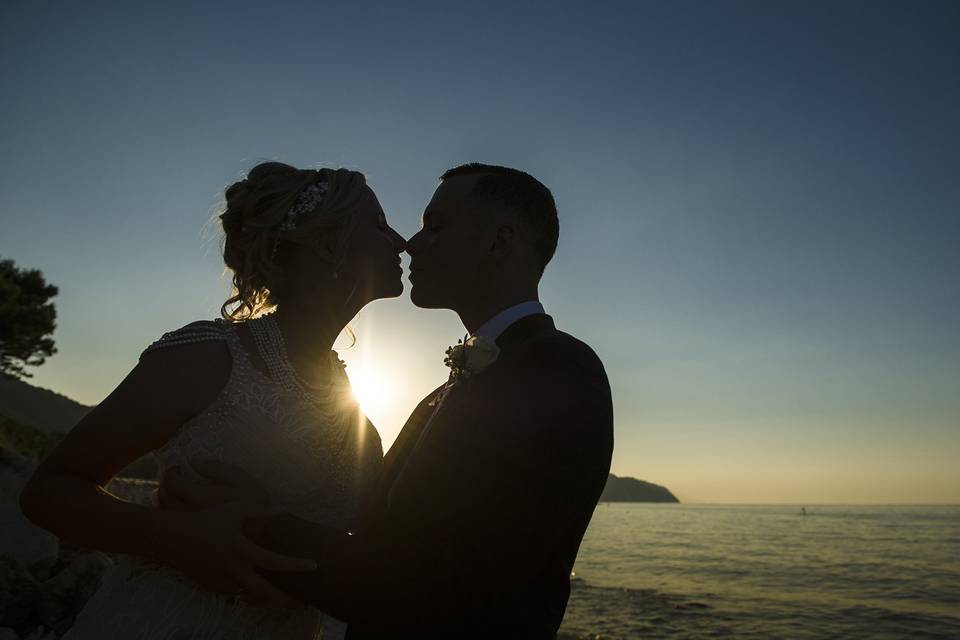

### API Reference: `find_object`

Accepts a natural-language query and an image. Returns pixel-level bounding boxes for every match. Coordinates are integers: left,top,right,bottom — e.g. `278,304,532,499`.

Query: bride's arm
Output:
20,341,229,556
19,342,314,604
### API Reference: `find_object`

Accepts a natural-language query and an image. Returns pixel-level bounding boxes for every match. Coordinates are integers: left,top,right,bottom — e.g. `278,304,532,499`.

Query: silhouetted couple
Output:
22,162,613,638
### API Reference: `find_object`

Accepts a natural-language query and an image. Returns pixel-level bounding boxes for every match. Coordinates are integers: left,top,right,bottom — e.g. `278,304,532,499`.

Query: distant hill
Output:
0,376,91,433
2,380,680,494
0,377,157,479
601,474,679,503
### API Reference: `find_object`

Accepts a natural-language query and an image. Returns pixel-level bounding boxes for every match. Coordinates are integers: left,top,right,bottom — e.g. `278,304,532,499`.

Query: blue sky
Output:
2,0,958,502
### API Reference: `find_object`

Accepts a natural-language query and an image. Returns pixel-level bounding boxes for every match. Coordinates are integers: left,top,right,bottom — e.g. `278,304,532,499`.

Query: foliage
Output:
0,413,62,460
0,257,58,380
0,413,156,478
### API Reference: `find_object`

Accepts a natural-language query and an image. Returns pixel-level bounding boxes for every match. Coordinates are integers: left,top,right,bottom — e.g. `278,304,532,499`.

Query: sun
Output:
347,365,393,416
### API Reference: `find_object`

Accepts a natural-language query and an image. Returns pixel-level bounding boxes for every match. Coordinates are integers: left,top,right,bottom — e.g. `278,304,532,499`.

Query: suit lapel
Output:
380,383,445,495
379,314,557,505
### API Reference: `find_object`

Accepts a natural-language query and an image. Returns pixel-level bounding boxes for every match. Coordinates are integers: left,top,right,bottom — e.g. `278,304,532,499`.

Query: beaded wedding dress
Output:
64,315,383,640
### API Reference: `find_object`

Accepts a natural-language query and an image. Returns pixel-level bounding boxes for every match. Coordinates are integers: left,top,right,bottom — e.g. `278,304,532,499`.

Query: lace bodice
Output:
150,317,382,526
65,315,383,640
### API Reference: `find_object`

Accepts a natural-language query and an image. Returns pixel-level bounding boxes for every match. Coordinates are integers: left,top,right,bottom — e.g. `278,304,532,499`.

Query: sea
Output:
558,504,960,639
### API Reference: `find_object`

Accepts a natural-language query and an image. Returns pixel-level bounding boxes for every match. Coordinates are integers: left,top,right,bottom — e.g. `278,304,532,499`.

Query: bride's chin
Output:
370,280,404,302
387,274,404,296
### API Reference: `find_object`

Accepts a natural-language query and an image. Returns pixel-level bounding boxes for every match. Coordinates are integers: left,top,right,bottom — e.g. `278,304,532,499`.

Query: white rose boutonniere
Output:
444,335,501,379
429,335,501,407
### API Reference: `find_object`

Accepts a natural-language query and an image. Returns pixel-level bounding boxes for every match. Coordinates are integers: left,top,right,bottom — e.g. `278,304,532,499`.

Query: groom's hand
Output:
160,501,315,609
158,459,272,513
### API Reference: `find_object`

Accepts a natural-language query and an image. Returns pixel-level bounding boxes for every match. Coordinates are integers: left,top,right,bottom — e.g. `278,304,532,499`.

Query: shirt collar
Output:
471,301,545,341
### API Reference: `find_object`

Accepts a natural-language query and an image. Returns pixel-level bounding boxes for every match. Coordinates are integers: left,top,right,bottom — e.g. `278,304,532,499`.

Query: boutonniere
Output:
444,335,501,379
429,335,501,407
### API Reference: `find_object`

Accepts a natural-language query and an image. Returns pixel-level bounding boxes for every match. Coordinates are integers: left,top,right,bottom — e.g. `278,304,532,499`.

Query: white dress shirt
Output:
471,301,546,341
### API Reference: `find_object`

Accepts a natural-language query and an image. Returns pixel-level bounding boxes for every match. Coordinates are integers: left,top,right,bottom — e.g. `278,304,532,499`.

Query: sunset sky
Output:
1,1,957,503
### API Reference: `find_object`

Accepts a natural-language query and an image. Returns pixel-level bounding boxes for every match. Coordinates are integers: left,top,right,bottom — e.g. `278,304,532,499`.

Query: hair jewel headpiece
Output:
240,178,329,235
279,180,329,232
238,177,331,260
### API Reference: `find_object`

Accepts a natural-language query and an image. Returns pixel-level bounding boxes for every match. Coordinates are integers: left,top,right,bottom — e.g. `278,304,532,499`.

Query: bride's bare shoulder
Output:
134,321,232,418
37,323,236,473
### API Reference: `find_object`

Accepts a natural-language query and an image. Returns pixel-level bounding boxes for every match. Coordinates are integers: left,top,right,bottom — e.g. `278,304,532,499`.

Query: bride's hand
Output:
159,501,317,608
158,459,271,512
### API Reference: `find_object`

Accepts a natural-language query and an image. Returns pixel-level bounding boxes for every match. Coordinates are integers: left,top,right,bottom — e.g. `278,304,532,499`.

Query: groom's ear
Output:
488,222,516,260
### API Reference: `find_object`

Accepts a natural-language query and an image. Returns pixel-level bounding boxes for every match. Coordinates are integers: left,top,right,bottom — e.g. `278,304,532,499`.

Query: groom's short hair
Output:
440,163,559,275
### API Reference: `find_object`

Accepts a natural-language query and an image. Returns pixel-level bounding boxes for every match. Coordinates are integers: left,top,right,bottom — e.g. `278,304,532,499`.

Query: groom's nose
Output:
405,229,422,256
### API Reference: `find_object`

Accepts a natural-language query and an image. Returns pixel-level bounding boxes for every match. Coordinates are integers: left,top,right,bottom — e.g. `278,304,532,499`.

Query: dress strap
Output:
140,320,226,359
247,314,291,387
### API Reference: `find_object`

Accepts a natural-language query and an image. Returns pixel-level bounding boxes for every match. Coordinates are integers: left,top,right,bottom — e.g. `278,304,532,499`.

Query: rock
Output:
0,448,59,572
47,543,92,581
0,445,36,488
106,477,158,506
0,555,39,634
0,448,35,503
36,553,112,636
0,626,20,640
22,627,54,640
0,506,58,576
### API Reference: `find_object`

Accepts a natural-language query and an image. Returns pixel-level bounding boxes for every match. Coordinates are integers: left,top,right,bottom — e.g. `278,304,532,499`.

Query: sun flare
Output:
347,365,393,416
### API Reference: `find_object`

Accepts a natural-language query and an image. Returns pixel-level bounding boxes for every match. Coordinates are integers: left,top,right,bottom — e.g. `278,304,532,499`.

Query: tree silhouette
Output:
0,257,58,380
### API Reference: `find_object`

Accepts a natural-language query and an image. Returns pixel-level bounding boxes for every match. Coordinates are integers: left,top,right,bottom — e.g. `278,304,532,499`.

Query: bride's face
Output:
285,187,405,308
337,187,406,304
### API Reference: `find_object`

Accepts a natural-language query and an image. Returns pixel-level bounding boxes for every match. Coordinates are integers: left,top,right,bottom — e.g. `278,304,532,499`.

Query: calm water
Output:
559,504,960,639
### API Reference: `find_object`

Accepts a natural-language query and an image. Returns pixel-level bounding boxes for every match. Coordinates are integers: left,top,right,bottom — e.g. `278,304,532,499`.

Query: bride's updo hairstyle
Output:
219,162,368,322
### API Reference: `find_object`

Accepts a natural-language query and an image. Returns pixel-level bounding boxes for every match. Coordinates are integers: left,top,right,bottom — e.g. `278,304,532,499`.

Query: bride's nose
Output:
405,229,421,256
391,228,407,252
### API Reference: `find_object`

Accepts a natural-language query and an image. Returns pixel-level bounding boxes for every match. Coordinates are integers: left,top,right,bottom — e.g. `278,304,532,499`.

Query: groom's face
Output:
406,175,489,310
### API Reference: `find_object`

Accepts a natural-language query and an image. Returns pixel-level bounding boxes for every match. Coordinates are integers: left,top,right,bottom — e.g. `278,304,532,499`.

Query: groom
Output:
170,164,613,637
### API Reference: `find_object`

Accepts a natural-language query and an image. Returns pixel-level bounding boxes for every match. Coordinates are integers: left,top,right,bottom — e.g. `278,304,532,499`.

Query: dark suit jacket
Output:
260,314,614,638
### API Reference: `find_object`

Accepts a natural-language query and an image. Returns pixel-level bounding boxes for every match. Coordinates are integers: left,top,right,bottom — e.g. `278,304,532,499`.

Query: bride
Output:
20,162,407,639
